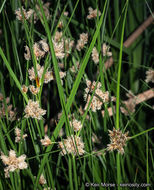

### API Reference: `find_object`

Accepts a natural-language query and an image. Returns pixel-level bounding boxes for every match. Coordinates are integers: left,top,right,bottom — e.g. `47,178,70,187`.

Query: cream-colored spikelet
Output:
102,43,112,57
40,135,52,147
0,150,28,178
54,31,63,42
29,85,40,95
87,7,101,19
70,119,82,132
92,47,99,64
57,21,63,29
15,3,50,23
24,40,49,60
24,45,31,61
64,11,69,16
15,7,34,21
107,128,130,154
58,135,85,156
84,79,109,112
15,127,27,143
145,69,154,83
21,85,28,93
52,38,65,59
35,2,50,21
39,174,47,185
76,33,88,51
28,64,53,84
24,100,46,120
39,40,49,52
0,97,16,121
52,31,74,58
33,42,46,59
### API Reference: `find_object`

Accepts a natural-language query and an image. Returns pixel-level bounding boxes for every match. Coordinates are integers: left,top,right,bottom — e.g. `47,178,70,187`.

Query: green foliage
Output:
0,0,153,189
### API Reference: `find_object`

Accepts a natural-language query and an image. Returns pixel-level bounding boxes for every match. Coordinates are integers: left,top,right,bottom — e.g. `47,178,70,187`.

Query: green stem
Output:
73,157,78,190
116,1,129,189
69,156,74,190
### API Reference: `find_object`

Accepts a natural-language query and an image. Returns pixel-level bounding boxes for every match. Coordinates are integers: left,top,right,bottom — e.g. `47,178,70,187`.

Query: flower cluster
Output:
29,85,40,95
145,69,154,83
0,95,16,121
92,47,99,64
58,135,84,156
0,150,28,178
76,33,88,51
24,39,49,60
24,100,46,120
52,38,65,59
15,7,34,21
40,135,52,147
15,127,27,143
35,2,50,21
102,43,112,57
84,80,109,112
21,85,28,93
52,31,74,59
28,64,53,85
15,2,50,23
39,174,47,185
107,128,129,154
21,85,39,95
87,7,101,19
70,118,82,132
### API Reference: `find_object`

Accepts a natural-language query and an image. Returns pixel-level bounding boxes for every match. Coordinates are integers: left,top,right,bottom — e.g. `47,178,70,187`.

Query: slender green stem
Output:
116,1,129,189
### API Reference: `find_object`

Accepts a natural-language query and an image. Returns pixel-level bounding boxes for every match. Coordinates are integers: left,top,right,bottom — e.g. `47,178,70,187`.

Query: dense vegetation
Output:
0,0,153,189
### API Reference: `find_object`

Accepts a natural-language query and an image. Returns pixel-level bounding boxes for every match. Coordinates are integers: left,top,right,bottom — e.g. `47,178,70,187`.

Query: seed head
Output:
40,135,52,147
84,80,109,112
52,39,65,59
0,150,28,178
15,127,27,143
145,69,154,83
24,100,46,120
58,135,85,156
107,128,129,154
70,119,82,132
76,33,88,51
28,64,53,84
87,7,101,19
21,85,28,94
102,43,112,57
39,174,47,185
29,85,40,95
92,47,99,64
24,45,31,61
